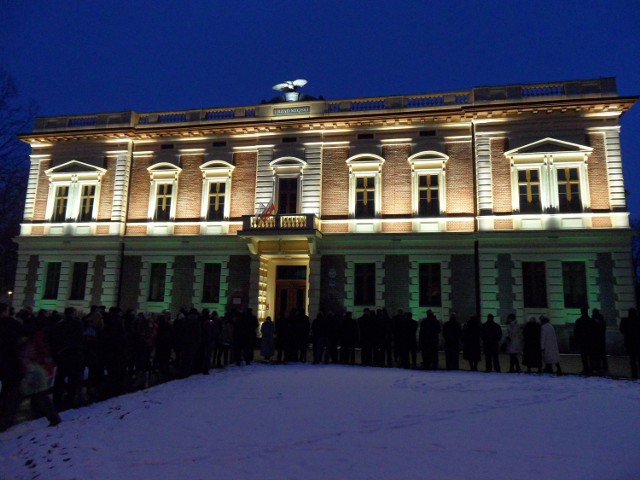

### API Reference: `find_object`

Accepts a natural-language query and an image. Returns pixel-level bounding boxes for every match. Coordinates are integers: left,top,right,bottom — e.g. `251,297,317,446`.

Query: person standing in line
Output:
0,303,24,431
505,313,523,373
591,308,608,373
573,307,594,375
260,316,275,363
540,315,562,375
619,307,640,379
419,310,441,370
481,314,502,373
462,316,482,371
442,313,462,370
522,316,542,374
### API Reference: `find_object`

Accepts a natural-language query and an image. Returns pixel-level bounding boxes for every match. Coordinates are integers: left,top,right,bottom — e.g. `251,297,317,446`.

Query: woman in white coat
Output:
505,313,523,373
540,315,562,375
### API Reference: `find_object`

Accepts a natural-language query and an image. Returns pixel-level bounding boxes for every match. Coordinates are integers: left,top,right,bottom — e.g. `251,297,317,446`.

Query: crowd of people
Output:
1,301,639,433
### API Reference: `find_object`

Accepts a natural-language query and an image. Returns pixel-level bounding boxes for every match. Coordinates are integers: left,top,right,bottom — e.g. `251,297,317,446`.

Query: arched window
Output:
408,151,448,217
269,157,306,214
147,162,182,221
200,160,234,221
346,154,385,219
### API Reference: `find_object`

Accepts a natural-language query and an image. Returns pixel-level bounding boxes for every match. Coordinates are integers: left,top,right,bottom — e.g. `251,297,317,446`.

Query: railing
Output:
32,77,618,132
240,214,318,232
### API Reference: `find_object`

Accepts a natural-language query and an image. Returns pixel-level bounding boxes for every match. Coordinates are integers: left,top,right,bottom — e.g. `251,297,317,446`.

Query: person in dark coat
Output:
481,314,502,373
442,313,462,370
462,316,482,371
260,316,275,363
200,309,215,374
103,308,128,398
619,307,640,378
380,309,394,367
0,303,24,431
154,312,173,377
294,311,311,363
274,313,289,363
591,308,608,373
181,308,201,376
397,312,418,369
522,316,542,373
51,307,84,410
358,309,375,366
419,309,441,370
339,312,359,365
574,307,595,375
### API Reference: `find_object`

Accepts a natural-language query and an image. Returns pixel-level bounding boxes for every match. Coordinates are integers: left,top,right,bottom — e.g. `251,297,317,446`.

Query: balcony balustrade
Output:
239,214,319,235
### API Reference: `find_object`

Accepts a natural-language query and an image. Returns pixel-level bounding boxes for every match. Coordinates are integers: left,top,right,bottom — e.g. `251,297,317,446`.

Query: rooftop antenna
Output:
272,79,308,102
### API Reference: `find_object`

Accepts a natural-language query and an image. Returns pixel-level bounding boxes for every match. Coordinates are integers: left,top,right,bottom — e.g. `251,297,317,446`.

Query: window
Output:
147,162,182,222
418,174,440,217
202,263,221,303
408,151,448,217
562,262,587,308
346,154,384,220
506,138,592,214
522,262,547,308
200,160,234,222
52,185,69,222
69,262,88,300
355,176,375,218
557,167,581,213
354,263,376,306
278,177,298,214
155,183,173,221
148,263,167,302
45,160,106,223
206,182,226,221
518,170,542,214
419,263,441,307
43,262,62,300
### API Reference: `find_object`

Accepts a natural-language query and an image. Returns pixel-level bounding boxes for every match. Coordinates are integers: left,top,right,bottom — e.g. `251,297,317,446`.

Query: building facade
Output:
15,77,637,333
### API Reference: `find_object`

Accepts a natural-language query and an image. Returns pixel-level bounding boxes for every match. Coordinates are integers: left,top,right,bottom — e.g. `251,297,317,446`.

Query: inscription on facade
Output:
274,106,311,116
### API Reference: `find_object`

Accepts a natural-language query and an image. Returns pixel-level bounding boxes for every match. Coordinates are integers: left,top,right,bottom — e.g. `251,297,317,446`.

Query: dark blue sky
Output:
2,0,639,218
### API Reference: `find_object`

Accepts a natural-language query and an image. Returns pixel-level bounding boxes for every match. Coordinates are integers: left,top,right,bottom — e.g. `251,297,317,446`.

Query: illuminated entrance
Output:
274,265,307,320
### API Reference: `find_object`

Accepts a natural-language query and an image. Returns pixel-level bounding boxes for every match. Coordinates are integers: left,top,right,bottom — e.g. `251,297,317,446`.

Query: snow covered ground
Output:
1,364,639,480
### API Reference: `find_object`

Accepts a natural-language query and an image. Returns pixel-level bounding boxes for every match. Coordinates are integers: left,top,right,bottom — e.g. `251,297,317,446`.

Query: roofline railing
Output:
32,77,618,133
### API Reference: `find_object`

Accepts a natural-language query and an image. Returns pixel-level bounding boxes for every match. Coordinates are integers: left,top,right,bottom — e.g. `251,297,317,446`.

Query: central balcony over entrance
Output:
237,214,322,255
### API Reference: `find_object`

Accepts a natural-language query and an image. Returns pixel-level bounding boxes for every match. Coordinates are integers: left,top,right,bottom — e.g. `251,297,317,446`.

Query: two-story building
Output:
15,77,637,333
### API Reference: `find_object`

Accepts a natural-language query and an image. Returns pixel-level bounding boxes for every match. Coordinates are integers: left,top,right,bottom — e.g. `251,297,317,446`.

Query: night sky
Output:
2,0,639,219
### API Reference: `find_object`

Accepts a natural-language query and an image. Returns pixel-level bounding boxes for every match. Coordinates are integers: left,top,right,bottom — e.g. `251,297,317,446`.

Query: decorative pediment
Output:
505,138,593,156
269,157,306,168
408,151,449,170
200,160,235,178
45,160,107,176
147,162,182,180
346,154,385,173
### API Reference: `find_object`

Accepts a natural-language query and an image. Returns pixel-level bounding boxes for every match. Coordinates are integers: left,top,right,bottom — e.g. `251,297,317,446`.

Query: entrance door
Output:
274,265,307,320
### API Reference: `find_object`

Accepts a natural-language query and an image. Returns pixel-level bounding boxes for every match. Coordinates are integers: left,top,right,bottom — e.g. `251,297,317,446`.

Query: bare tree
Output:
0,68,35,296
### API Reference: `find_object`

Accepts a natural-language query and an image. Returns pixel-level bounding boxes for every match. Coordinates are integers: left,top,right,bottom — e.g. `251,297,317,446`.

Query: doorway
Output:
274,265,307,320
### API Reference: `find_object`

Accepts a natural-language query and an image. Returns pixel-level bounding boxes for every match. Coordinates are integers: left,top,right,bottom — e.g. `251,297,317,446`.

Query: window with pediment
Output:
506,138,592,214
200,160,234,221
408,151,448,217
45,160,106,222
147,162,182,222
269,157,306,215
346,154,384,219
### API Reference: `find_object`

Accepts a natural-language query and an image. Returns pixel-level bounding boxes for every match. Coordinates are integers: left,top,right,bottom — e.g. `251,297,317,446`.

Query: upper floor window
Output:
148,162,182,222
346,154,385,219
45,160,106,222
269,157,306,215
506,138,592,214
408,151,448,217
200,160,234,221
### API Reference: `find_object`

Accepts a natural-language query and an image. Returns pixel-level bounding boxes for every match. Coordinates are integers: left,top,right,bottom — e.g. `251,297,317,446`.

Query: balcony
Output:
237,214,321,255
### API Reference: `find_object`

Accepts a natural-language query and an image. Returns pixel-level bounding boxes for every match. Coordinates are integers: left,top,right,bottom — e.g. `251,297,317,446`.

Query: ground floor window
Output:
148,263,167,302
562,261,587,308
43,262,62,299
202,263,221,303
419,263,441,307
522,261,547,308
354,263,376,306
69,262,88,300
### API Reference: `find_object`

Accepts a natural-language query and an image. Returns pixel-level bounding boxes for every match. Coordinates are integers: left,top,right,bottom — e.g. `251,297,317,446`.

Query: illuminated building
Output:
15,77,637,334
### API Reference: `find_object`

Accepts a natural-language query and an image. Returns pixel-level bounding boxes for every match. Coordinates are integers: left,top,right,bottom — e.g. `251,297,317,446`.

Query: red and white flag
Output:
260,199,276,221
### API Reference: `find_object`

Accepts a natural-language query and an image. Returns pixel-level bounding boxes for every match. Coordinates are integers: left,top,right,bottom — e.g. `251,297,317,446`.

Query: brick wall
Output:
587,133,611,211
382,222,412,233
33,159,51,221
176,155,203,220
97,156,116,220
128,156,152,220
490,138,512,214
381,144,412,216
445,142,474,215
230,152,257,219
321,147,349,217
